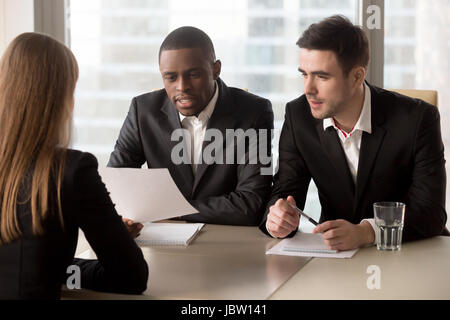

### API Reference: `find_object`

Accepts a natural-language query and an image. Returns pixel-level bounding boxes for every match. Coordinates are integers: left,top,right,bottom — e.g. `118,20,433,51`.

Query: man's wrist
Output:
358,220,375,246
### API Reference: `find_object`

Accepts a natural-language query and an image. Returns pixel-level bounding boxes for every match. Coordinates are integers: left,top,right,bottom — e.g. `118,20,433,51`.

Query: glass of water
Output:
373,202,405,251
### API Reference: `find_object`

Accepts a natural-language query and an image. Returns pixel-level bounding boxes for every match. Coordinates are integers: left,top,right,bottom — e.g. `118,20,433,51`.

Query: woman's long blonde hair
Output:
0,32,78,244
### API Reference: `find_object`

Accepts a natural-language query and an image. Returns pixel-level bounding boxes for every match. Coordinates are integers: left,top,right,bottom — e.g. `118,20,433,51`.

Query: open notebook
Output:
266,232,358,258
135,223,205,246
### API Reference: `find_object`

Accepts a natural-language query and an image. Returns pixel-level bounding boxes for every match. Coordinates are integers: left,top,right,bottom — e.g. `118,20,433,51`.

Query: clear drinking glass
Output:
373,202,405,251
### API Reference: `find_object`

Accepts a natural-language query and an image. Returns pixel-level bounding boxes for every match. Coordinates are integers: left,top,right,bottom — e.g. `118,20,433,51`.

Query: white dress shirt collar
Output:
323,82,372,135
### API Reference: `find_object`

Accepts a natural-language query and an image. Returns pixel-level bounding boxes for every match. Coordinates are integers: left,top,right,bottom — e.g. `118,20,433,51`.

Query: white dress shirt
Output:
178,81,219,175
323,83,378,244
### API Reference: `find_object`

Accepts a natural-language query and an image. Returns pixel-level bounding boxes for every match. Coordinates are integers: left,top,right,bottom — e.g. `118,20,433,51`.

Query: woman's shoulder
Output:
64,149,98,168
62,149,101,185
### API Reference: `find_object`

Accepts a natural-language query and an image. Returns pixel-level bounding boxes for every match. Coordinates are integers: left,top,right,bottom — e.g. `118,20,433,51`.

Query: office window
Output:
68,0,357,219
384,0,450,216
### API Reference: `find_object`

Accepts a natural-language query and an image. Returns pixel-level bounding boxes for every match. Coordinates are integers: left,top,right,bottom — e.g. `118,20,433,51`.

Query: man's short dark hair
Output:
297,15,369,75
158,26,216,64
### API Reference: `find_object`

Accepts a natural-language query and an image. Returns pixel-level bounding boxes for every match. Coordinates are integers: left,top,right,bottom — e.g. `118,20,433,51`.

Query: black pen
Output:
288,203,319,226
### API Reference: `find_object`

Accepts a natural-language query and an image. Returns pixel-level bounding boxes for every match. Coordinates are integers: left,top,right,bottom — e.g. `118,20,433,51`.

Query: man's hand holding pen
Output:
267,196,375,250
266,196,300,238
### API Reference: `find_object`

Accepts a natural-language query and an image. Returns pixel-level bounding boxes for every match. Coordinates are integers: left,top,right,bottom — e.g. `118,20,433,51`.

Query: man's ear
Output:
213,60,222,80
352,66,366,87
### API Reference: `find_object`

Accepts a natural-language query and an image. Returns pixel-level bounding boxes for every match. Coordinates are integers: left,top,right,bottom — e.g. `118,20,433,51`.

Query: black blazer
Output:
261,83,447,242
108,78,274,226
0,150,148,299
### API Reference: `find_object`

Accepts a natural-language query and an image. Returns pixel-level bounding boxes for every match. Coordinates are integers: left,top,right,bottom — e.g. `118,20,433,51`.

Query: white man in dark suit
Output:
109,26,274,226
261,15,448,249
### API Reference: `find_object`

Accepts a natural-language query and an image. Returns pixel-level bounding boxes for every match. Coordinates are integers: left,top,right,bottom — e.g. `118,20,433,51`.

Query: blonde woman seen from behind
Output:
0,33,148,299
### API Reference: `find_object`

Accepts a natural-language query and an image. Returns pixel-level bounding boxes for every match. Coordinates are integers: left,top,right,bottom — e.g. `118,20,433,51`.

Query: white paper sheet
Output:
98,167,198,223
135,222,204,246
266,232,358,259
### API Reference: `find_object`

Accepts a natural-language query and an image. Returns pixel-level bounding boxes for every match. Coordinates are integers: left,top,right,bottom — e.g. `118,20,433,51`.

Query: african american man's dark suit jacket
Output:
109,78,274,226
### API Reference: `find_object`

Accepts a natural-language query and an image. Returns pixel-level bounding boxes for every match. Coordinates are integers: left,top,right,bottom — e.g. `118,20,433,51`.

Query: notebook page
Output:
135,223,204,246
266,232,358,258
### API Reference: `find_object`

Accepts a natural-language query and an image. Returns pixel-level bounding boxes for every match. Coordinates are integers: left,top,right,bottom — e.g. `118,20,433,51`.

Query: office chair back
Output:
389,89,438,107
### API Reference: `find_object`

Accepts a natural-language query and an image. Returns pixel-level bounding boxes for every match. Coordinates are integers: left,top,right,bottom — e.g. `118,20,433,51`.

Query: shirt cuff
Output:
361,218,378,246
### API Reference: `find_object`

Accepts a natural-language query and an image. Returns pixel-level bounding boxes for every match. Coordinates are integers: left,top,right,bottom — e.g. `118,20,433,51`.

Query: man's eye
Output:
318,75,328,80
301,73,307,78
165,75,176,81
189,73,200,78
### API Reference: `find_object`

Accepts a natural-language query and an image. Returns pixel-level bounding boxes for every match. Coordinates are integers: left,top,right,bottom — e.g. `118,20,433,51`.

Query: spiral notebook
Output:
135,223,205,246
266,232,358,258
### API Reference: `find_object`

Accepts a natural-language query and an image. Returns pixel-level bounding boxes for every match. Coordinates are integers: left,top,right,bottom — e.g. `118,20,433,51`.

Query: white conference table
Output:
62,224,450,300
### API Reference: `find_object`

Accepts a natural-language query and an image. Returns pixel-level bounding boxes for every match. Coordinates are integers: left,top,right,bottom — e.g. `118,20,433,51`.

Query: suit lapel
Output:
193,79,235,193
158,99,195,197
354,85,387,212
316,122,355,196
